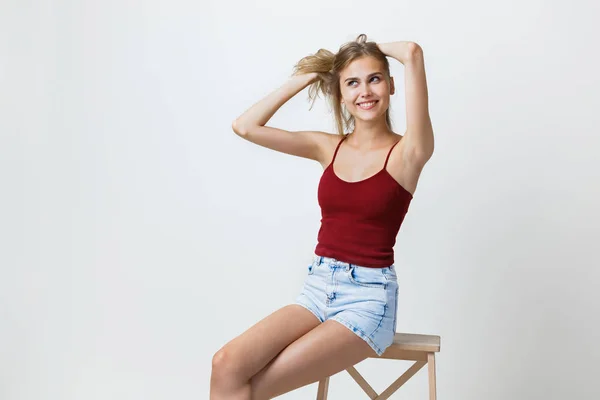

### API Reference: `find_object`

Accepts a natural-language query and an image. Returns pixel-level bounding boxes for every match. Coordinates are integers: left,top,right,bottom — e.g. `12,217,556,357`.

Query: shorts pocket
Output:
347,265,387,289
382,265,397,281
307,262,315,275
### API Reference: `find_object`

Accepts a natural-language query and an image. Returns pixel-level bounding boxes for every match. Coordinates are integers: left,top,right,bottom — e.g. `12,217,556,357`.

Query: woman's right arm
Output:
232,72,332,163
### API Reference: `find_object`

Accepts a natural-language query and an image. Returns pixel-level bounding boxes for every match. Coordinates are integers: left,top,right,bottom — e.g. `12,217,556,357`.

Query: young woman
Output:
211,34,434,399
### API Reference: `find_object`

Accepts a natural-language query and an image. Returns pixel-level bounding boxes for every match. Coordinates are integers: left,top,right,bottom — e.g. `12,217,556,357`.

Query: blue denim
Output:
294,254,399,356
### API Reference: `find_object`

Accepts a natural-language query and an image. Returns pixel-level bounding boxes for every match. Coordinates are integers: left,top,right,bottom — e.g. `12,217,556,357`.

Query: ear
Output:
389,76,395,95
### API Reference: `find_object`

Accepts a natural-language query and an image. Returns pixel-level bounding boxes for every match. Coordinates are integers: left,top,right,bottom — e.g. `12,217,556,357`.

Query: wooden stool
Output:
316,332,441,399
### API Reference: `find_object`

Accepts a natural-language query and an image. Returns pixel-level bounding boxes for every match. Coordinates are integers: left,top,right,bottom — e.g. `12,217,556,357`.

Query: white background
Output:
1,0,599,399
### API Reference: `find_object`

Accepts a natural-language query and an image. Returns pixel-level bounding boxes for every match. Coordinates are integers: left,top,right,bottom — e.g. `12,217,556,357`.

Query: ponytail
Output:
292,48,336,110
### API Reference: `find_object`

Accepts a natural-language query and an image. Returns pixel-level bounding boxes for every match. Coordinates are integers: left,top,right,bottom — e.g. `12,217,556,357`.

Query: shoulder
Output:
313,132,346,166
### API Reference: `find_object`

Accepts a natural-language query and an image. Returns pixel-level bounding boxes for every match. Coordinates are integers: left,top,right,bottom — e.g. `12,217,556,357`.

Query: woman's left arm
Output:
378,41,435,165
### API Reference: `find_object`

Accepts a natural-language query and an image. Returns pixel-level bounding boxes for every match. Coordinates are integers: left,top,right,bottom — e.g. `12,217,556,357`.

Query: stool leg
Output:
316,377,329,400
428,353,437,400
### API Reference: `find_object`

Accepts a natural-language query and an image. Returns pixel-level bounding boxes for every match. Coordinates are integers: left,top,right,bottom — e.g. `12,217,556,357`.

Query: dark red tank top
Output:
314,134,413,268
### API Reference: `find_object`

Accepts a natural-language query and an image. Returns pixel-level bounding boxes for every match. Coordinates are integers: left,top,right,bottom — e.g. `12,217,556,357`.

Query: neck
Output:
347,118,395,150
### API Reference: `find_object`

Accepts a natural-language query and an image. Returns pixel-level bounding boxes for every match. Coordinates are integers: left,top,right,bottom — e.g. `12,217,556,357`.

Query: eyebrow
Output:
344,72,383,82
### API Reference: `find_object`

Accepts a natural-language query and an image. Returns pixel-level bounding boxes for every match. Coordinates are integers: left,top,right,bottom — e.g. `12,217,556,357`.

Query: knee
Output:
211,347,243,384
211,348,254,399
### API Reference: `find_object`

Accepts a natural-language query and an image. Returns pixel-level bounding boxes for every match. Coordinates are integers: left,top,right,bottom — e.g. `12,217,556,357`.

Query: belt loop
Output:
316,256,322,266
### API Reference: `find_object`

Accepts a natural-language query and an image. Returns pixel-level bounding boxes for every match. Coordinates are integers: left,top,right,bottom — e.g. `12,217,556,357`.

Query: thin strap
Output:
383,140,401,169
331,134,348,164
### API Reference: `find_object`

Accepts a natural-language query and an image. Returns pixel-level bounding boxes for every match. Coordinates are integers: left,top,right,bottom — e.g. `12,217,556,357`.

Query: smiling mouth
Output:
357,100,378,109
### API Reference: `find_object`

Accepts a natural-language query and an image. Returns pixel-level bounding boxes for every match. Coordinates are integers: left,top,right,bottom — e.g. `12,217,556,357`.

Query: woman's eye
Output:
348,76,380,86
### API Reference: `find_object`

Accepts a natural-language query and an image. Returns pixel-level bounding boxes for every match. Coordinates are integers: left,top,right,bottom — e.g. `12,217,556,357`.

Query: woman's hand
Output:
377,41,421,65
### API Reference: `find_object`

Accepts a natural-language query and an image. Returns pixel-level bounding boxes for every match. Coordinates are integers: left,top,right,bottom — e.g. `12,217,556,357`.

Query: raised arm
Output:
232,72,332,162
378,41,435,166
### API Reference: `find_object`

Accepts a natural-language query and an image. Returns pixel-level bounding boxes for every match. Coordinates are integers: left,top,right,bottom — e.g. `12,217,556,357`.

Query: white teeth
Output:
358,101,377,108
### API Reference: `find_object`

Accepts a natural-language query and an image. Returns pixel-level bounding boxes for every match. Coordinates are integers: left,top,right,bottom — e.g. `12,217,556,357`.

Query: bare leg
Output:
210,304,321,399
250,319,377,400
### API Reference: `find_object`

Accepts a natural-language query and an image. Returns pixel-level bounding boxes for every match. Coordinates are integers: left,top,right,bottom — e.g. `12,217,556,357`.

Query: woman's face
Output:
339,56,395,121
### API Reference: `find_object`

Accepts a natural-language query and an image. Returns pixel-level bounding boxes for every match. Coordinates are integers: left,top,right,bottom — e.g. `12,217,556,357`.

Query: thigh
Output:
214,304,321,382
250,318,376,400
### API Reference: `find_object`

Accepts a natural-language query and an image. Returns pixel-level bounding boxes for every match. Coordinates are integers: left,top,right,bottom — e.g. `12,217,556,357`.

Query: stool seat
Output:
316,332,441,399
376,332,440,362
388,332,441,352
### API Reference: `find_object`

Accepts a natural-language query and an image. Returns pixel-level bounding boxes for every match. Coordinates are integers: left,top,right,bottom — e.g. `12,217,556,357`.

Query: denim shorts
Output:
294,254,399,356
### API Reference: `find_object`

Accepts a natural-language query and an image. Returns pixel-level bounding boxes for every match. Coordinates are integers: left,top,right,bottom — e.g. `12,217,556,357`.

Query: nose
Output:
359,82,373,97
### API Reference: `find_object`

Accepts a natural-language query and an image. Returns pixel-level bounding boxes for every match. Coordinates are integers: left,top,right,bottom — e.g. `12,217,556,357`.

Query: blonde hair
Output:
292,34,393,136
